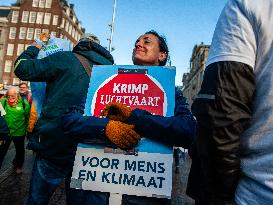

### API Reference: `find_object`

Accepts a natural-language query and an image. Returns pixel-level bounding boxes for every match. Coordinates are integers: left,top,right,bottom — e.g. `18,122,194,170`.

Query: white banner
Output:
71,144,173,198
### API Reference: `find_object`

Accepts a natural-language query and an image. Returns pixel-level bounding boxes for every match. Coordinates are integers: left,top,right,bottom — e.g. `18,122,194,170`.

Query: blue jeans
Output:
24,156,68,205
25,156,109,205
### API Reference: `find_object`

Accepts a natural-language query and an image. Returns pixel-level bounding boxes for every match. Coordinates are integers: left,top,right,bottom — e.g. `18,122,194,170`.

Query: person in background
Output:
14,33,140,205
19,82,34,139
0,90,6,101
0,87,30,174
0,102,9,169
63,30,196,205
187,0,273,205
26,102,37,139
19,82,32,104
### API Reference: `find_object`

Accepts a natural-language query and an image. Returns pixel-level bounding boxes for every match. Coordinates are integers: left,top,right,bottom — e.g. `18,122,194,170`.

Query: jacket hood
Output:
73,41,114,65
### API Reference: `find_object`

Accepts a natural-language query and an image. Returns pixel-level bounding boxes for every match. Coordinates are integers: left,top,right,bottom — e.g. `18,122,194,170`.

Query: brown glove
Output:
105,120,141,149
102,102,131,122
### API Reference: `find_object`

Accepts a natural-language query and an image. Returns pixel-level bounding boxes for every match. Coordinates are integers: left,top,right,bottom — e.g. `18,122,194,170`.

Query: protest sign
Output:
71,65,176,199
30,35,72,117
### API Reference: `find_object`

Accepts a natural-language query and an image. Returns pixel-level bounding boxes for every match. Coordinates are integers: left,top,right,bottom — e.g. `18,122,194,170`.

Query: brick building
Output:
2,0,85,85
182,43,210,106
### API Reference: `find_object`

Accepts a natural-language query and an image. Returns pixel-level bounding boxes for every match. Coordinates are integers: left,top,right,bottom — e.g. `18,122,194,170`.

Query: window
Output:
32,0,39,7
65,7,70,16
9,27,16,39
27,28,34,40
77,33,81,41
4,60,12,73
60,18,65,28
42,29,49,34
39,0,45,8
29,12,36,23
13,78,20,85
72,27,75,38
43,13,51,25
65,21,69,32
21,11,29,23
17,44,25,56
68,24,72,35
34,28,41,39
45,0,52,8
72,16,76,23
6,44,14,56
36,12,44,24
52,15,59,25
11,10,19,23
19,27,27,39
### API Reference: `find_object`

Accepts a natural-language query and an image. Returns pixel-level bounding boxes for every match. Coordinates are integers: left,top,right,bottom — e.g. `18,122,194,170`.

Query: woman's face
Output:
132,34,166,66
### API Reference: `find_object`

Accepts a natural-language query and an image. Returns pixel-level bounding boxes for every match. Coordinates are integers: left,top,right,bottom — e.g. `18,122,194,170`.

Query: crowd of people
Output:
0,0,272,204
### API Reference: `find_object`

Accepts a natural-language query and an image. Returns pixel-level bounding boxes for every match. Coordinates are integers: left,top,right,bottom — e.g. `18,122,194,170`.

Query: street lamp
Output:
108,0,117,52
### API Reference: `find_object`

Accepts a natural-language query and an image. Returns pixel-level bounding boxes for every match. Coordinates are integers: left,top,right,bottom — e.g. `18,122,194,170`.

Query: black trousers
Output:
0,136,25,169
122,195,171,205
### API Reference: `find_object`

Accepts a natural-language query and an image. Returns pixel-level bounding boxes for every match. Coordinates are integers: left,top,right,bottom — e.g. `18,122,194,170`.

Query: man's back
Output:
14,41,114,168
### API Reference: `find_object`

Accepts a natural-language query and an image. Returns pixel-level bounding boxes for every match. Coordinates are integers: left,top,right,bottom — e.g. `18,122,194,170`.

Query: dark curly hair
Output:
145,30,169,66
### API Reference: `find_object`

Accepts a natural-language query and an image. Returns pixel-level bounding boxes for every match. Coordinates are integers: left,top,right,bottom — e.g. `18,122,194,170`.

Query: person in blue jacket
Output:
63,30,196,205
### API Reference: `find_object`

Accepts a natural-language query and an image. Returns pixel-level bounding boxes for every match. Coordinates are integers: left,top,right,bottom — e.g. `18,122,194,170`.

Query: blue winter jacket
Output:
62,88,196,148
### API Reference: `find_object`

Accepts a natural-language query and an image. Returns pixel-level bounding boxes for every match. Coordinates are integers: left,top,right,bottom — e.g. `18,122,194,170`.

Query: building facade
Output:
0,6,10,84
2,0,85,85
182,43,210,106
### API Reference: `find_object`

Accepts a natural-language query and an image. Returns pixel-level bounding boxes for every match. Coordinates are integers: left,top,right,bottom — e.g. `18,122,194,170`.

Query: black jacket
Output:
186,61,255,203
0,115,8,142
14,41,114,169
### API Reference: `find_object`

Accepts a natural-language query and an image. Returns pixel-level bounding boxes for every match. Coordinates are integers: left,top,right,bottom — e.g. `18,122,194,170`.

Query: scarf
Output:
7,98,18,107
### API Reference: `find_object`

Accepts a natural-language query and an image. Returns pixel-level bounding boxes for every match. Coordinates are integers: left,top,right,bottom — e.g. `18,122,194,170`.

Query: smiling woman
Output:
132,31,168,66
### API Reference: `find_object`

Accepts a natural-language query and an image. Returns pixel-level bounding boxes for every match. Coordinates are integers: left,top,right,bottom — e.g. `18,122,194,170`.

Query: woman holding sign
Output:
63,30,196,205
106,31,196,205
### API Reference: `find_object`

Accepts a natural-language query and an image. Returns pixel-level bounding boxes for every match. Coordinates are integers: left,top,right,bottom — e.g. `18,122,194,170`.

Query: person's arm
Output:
27,103,37,133
62,106,141,149
14,45,60,82
0,113,8,145
193,61,255,201
127,89,196,148
62,106,110,143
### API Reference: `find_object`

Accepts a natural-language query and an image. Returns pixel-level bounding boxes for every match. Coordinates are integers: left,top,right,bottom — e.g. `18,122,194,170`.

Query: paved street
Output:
0,145,193,205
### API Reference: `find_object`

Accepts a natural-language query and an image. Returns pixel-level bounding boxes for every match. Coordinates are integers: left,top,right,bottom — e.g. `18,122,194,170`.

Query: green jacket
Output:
1,97,30,137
